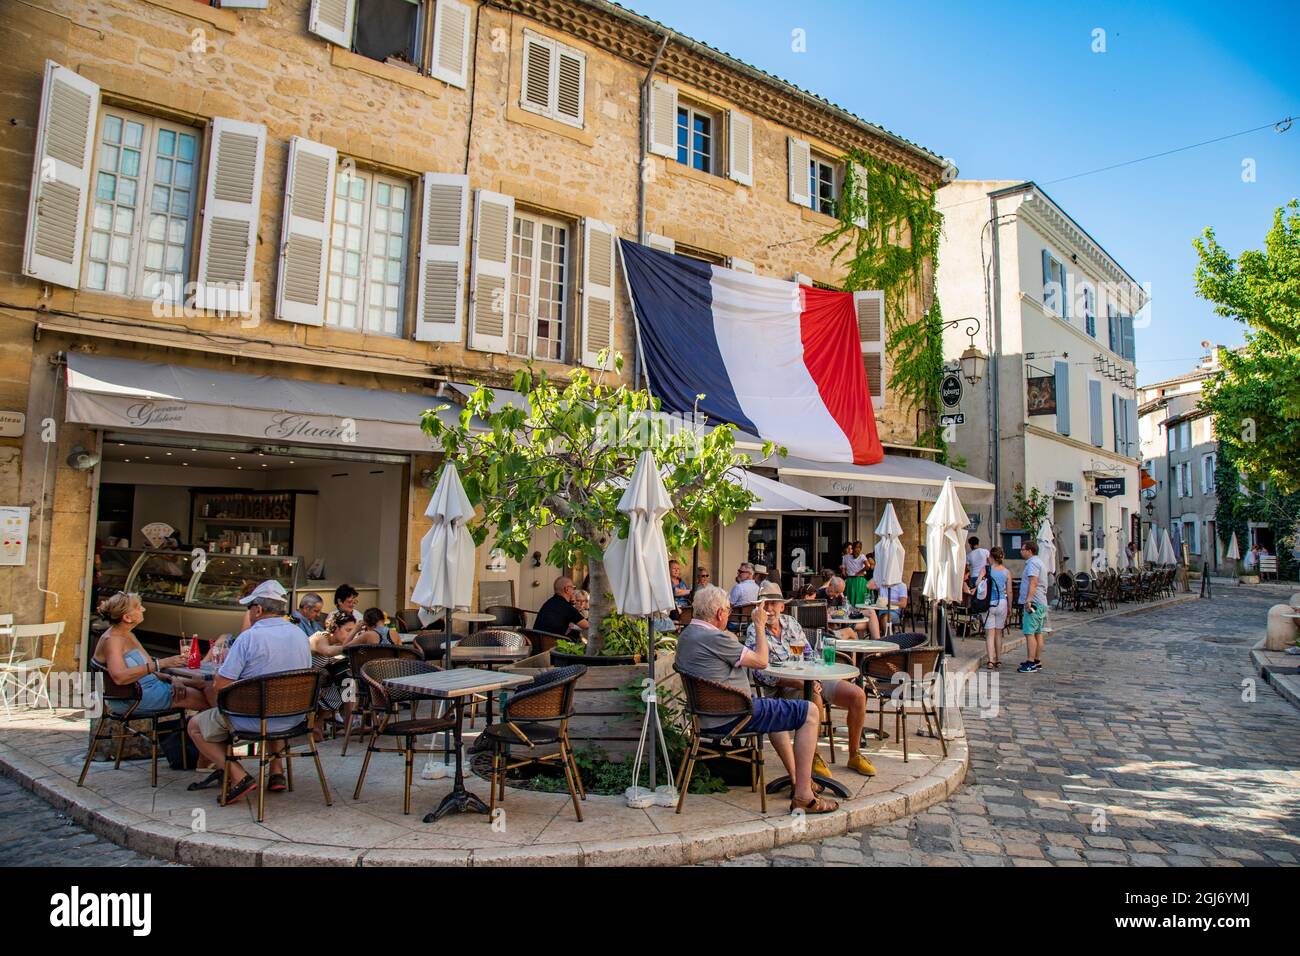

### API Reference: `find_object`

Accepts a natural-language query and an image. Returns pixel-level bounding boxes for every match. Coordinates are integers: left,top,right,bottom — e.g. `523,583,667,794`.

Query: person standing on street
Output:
1017,541,1049,672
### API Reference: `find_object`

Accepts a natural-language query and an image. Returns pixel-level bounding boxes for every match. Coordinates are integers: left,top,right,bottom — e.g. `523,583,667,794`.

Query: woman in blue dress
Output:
92,592,210,715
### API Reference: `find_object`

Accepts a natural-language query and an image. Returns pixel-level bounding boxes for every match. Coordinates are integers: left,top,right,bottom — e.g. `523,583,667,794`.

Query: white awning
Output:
733,468,848,513
777,453,995,504
65,353,460,454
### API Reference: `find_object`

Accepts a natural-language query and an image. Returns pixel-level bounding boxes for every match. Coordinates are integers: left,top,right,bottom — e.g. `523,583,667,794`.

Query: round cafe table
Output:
452,612,496,636
759,659,860,799
831,639,899,740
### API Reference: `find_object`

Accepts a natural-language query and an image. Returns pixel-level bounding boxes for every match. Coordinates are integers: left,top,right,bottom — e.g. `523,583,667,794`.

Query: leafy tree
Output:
1214,447,1300,580
1195,199,1300,492
420,356,766,653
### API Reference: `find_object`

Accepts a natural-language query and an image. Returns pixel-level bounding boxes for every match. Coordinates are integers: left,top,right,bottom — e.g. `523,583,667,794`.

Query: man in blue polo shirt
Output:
1017,541,1049,672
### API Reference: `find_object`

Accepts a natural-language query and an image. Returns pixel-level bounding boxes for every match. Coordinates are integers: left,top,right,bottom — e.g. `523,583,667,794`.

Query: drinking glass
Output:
178,638,192,661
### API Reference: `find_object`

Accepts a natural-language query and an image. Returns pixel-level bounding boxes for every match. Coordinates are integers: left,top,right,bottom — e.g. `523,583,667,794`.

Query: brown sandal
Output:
791,794,839,814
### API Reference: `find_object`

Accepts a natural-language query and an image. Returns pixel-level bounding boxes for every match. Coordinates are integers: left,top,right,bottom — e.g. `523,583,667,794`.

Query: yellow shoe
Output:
847,753,877,776
811,753,832,778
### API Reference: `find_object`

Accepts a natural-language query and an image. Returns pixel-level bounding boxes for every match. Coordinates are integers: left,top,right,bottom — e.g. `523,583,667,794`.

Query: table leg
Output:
424,696,489,822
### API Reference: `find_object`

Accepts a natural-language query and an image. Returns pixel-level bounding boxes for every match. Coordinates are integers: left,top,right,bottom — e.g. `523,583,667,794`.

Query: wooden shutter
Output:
1055,359,1070,436
1061,265,1070,320
415,172,468,343
308,0,355,47
430,0,470,89
1107,302,1118,352
647,80,677,158
468,188,512,353
1126,398,1139,458
850,162,869,229
24,61,98,289
581,218,616,369
1120,314,1136,361
727,110,753,186
853,290,886,408
196,117,266,314
788,137,811,206
521,33,552,115
646,233,675,254
1112,393,1123,453
728,257,754,274
1089,379,1103,447
1041,249,1054,311
554,46,585,126
274,136,335,326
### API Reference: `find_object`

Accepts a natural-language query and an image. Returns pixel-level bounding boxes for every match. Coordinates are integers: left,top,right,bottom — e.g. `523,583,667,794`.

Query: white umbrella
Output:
1036,517,1057,578
1159,528,1177,566
602,450,676,807
874,502,905,620
1144,527,1161,565
923,478,967,606
1226,532,1240,561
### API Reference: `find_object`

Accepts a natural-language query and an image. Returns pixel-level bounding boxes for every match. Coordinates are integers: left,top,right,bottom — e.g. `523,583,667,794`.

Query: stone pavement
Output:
717,586,1300,866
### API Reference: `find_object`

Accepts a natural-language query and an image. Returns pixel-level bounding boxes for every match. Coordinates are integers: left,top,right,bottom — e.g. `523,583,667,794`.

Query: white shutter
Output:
788,136,811,206
554,47,585,127
221,0,268,7
430,0,470,89
728,257,754,274
308,0,355,48
646,232,675,254
23,61,98,289
274,137,335,326
196,117,266,315
647,80,677,158
521,33,552,115
850,162,869,229
727,110,753,186
415,172,468,343
581,218,616,369
468,188,512,353
853,290,887,407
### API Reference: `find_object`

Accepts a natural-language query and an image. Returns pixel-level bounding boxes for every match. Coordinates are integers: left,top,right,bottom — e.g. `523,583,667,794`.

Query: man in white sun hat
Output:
186,579,312,804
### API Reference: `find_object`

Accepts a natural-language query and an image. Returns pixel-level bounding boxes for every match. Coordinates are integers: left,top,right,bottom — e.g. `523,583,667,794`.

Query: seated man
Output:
817,575,884,641
534,576,588,637
877,579,908,627
187,580,312,802
744,583,874,777
728,562,759,608
675,585,835,814
290,592,324,638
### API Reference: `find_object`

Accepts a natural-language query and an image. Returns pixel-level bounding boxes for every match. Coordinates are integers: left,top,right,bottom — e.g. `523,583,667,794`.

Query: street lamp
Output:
940,315,986,385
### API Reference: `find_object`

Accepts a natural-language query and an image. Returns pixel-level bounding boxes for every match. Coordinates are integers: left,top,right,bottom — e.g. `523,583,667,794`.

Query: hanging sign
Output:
1095,477,1126,498
1027,375,1057,416
940,374,963,408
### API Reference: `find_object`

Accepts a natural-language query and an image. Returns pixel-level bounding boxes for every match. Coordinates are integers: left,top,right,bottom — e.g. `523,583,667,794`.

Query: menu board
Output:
0,506,30,566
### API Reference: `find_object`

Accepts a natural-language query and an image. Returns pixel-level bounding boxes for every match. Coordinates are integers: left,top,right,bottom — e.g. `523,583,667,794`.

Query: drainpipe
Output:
634,31,671,389
987,192,1004,542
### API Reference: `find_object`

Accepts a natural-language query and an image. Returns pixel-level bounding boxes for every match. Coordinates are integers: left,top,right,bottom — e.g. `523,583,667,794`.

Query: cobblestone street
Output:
723,586,1300,867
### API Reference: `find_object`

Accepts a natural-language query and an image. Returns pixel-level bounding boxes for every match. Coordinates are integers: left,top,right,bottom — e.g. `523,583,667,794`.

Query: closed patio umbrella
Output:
921,478,967,737
1144,527,1161,565
1160,528,1178,566
874,501,905,619
603,450,677,807
1036,517,1057,578
1226,532,1241,578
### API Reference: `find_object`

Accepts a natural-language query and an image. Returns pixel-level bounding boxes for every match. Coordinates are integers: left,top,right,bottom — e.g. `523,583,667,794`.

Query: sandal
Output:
223,774,258,804
187,770,223,792
267,773,288,793
791,794,839,814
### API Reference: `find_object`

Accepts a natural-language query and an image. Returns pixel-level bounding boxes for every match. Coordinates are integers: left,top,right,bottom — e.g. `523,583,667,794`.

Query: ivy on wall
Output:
819,150,947,454
1214,445,1300,580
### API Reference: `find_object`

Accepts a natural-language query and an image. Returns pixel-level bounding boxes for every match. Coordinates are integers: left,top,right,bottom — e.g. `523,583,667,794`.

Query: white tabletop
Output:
453,612,497,622
763,660,859,681
449,645,529,662
833,639,899,653
385,667,530,698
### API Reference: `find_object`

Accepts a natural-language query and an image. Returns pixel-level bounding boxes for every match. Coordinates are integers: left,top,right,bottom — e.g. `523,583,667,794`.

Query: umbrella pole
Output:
647,618,656,791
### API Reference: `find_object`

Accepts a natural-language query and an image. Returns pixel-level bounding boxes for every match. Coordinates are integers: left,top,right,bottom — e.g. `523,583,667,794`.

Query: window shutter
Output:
581,217,616,369
274,136,335,326
1126,397,1139,458
853,290,887,408
1089,379,1103,447
1112,393,1122,453
1041,249,1052,310
1120,314,1135,361
220,0,268,7
430,0,470,89
647,80,677,158
1060,266,1070,320
788,137,811,206
196,117,266,315
727,110,753,186
467,188,512,353
1054,359,1070,436
793,272,812,286
308,0,355,47
728,257,754,274
645,232,675,254
850,162,869,229
521,34,552,116
1107,303,1118,352
554,47,585,126
23,61,99,289
415,172,468,343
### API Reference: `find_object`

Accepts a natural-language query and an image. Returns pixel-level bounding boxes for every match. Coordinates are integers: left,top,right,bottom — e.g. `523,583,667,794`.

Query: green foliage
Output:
820,150,947,453
598,611,649,658
1008,481,1051,532
1213,448,1300,580
1196,200,1300,493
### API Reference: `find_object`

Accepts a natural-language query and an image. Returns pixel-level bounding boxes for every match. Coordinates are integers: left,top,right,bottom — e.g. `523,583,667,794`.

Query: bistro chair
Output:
1073,573,1100,612
0,621,65,715
217,669,332,823
353,659,456,815
673,665,767,815
456,629,532,724
483,605,529,629
1055,571,1076,611
520,627,566,656
861,646,947,762
907,571,930,625
792,601,828,633
77,658,188,788
481,664,587,822
339,643,419,755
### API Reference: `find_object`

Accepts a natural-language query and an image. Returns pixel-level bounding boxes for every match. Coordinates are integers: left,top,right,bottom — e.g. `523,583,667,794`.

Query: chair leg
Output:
78,715,112,786
559,740,582,822
900,707,909,763
256,740,269,823
925,703,948,757
675,740,699,814
403,736,414,816
756,742,767,814
563,732,585,799
340,706,358,757
284,746,294,792
149,717,159,788
488,747,501,817
219,743,234,806
113,724,127,770
352,726,381,800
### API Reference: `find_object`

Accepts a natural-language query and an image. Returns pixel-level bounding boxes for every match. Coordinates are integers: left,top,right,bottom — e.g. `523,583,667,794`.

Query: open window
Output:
509,209,572,362
676,100,719,174
308,0,469,87
326,164,413,336
808,151,841,217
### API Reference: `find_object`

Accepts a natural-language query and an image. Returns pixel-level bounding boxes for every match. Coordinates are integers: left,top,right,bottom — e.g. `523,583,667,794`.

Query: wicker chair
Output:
77,658,187,788
353,659,456,814
792,601,828,633
340,643,420,756
217,669,332,823
1073,572,1100,612
519,628,566,655
483,605,529,629
860,646,947,762
481,664,587,821
1055,571,1076,611
456,629,532,723
673,665,766,815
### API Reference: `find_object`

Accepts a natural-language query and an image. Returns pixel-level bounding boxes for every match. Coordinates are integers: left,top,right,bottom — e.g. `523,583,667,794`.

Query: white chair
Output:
1259,555,1279,582
0,621,65,715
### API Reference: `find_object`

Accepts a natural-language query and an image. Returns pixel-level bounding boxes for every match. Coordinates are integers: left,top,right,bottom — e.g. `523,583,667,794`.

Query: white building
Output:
936,181,1147,573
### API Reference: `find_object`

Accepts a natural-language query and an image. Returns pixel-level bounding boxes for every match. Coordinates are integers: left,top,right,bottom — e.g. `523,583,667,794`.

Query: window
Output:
1177,461,1193,498
325,167,411,336
1082,284,1096,337
353,0,425,67
676,104,715,173
1179,420,1191,449
808,153,839,217
1203,453,1216,493
674,243,726,266
1041,251,1066,318
1183,520,1198,553
83,108,199,301
509,211,569,362
520,31,585,128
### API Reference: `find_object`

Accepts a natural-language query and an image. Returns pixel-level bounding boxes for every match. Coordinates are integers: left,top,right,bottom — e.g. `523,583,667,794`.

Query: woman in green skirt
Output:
843,540,868,606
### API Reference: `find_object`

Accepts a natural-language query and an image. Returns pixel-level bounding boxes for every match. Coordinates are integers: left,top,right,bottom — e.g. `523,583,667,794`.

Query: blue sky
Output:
626,0,1300,384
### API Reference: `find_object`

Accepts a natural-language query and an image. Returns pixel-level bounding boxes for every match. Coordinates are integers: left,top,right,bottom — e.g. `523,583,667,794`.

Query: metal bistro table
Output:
831,639,900,741
448,644,531,725
384,666,531,821
162,662,218,682
760,659,861,799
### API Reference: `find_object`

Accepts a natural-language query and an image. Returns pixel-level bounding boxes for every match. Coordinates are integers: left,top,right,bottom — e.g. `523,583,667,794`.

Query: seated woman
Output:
92,591,209,715
308,610,363,735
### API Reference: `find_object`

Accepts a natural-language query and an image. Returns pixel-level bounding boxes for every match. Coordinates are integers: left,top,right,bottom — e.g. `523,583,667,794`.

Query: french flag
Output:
619,239,884,465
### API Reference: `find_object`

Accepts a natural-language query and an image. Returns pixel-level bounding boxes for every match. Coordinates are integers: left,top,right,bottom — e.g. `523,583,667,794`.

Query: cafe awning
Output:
776,453,995,505
64,353,461,454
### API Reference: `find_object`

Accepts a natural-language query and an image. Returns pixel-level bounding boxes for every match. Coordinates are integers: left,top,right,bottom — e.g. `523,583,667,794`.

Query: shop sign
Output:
1026,375,1057,416
0,411,24,437
940,374,963,408
1095,477,1126,498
